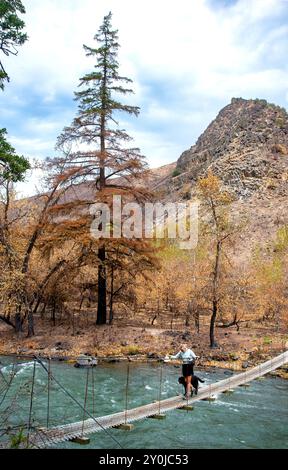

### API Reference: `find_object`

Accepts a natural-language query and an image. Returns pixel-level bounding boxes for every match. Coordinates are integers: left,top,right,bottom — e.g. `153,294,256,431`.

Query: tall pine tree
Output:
56,12,147,325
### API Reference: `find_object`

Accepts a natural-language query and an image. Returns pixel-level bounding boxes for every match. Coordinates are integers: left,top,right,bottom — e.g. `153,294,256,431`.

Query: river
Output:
0,356,287,449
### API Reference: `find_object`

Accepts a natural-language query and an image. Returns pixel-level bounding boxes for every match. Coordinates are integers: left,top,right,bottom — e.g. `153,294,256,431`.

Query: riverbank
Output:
0,319,287,378
1,351,287,380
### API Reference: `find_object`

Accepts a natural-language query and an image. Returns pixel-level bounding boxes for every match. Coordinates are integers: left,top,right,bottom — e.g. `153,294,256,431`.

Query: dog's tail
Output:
198,377,205,383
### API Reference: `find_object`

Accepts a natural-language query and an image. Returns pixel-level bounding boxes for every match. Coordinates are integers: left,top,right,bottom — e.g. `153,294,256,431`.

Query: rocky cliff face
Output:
151,98,288,259
174,98,288,199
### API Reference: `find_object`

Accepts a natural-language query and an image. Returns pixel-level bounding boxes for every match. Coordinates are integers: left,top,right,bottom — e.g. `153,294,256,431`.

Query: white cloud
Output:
6,0,286,94
189,68,288,101
1,0,287,197
10,135,55,157
130,128,183,169
232,0,287,21
16,167,45,198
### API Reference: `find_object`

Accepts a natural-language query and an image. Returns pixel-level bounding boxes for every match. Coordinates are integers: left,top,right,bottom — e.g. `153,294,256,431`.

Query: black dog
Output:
178,375,205,396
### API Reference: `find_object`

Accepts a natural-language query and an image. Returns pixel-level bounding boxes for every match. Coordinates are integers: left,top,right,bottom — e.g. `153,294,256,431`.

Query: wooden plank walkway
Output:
27,350,287,448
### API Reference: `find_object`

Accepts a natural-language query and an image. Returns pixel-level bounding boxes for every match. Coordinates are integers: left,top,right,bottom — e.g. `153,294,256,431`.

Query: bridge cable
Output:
47,358,51,428
0,367,9,386
81,368,90,437
0,357,17,407
158,362,163,415
91,367,95,417
124,363,130,425
34,356,123,449
27,359,36,447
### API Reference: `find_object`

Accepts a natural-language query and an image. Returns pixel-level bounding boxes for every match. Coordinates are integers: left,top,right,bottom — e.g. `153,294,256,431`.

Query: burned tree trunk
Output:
210,240,221,348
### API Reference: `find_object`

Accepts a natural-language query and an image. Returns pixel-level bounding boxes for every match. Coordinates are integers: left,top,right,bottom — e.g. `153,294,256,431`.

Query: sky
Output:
1,0,288,196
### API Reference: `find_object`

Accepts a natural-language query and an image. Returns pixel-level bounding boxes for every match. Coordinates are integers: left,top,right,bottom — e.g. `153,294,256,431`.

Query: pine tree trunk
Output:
210,300,218,348
97,245,107,324
27,309,35,337
109,265,114,324
15,308,23,334
51,299,56,326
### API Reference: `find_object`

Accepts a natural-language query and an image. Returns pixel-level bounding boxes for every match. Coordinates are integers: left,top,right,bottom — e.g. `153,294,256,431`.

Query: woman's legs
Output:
185,375,192,398
182,364,193,398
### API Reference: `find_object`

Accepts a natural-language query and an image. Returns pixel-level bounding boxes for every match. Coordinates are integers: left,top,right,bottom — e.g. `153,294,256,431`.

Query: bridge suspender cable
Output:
47,358,51,429
124,363,130,425
158,363,163,415
27,360,36,447
34,356,123,449
91,367,95,417
0,357,17,407
0,367,8,386
81,369,90,437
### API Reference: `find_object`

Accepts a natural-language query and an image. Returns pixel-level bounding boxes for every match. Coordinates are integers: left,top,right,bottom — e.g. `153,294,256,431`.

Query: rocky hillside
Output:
149,98,288,260
172,98,288,199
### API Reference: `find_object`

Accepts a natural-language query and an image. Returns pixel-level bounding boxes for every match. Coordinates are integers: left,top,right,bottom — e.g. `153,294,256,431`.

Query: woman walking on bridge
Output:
170,344,198,398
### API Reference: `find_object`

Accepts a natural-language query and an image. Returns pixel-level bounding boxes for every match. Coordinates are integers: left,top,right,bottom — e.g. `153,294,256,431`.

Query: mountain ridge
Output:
168,97,288,200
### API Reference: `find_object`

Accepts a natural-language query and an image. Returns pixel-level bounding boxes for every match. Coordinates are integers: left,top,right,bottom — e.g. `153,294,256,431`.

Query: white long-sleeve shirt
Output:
170,349,196,364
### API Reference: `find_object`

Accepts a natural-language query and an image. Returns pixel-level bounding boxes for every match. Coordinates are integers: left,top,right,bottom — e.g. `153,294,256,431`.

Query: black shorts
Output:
182,363,194,377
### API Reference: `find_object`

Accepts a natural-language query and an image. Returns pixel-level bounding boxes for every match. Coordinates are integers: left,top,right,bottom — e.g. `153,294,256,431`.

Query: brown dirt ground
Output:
0,318,287,378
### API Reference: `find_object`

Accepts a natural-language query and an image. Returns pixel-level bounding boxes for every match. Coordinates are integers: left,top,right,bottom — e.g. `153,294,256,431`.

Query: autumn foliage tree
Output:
250,227,288,330
51,12,155,325
0,129,30,331
0,127,30,271
0,12,157,337
0,152,86,336
197,172,238,347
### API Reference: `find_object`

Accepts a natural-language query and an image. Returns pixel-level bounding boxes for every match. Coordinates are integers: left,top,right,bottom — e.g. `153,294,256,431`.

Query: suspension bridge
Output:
3,350,285,449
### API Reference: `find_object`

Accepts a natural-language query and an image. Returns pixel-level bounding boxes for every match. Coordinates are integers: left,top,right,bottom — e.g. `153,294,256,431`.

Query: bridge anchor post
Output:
178,405,194,411
70,436,90,445
202,396,216,402
148,414,166,420
113,423,134,431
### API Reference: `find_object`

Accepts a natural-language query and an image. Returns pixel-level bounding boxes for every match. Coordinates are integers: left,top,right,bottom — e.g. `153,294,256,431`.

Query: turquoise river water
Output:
0,356,287,449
